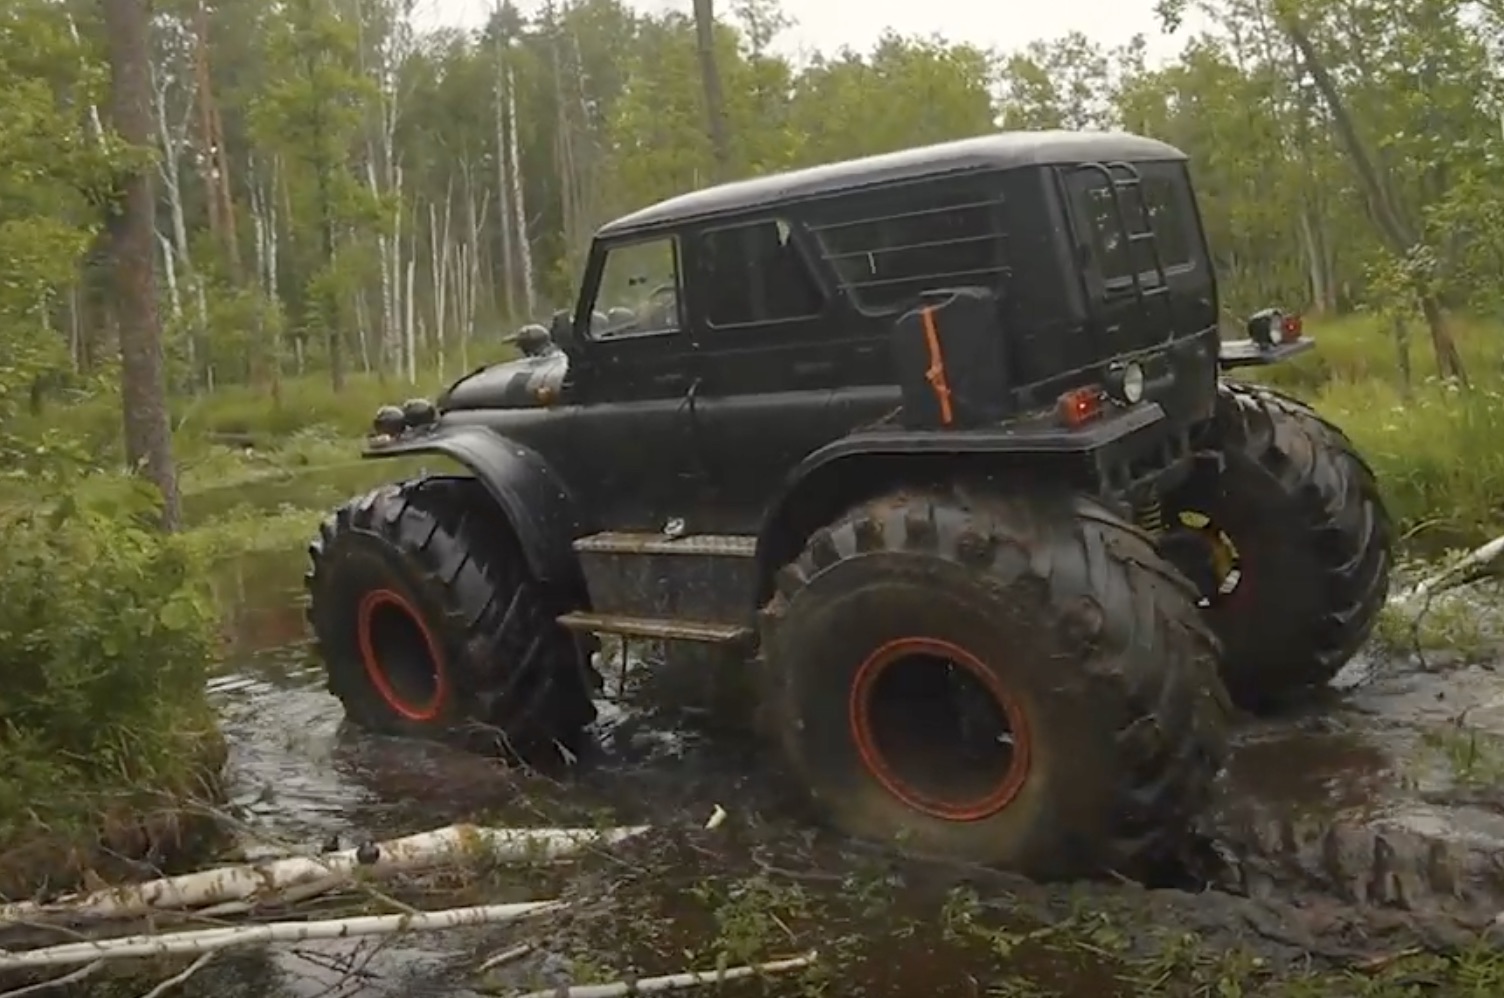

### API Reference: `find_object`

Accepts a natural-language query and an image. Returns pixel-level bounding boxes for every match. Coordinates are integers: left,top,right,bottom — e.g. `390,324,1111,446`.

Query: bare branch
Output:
511,952,819,998
0,961,104,998
135,951,215,998
1,902,564,970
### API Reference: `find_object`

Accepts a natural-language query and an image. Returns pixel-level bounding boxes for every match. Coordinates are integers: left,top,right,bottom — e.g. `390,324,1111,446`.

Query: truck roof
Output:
597,130,1187,238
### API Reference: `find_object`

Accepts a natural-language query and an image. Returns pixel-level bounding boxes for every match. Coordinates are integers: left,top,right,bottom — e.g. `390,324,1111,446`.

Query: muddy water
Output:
183,519,1504,995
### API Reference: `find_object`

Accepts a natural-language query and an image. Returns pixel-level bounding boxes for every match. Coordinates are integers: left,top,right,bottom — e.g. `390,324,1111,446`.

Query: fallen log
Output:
511,951,818,998
0,823,646,925
0,901,562,970
1407,533,1504,602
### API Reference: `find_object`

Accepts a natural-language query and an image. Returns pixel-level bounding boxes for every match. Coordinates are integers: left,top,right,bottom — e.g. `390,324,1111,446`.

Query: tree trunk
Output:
1391,314,1412,398
1283,18,1466,385
103,0,181,531
692,0,731,179
193,1,240,281
492,10,516,318
506,60,535,316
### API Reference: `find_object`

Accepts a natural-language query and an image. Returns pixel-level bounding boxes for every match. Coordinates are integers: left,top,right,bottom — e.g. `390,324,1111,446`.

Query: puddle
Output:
182,455,436,528
43,488,1504,996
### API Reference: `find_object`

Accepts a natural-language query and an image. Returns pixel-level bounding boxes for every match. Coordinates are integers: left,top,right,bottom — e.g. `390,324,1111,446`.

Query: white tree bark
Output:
511,952,819,998
429,180,454,380
507,57,536,316
405,255,418,383
0,902,562,970
66,13,105,141
492,4,517,318
0,824,646,925
149,50,207,388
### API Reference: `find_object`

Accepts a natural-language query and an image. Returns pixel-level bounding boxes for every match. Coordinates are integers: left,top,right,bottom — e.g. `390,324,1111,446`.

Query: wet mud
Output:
101,545,1504,995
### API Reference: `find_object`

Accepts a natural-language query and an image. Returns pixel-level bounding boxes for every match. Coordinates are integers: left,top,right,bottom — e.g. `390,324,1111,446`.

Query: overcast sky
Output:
409,0,1214,65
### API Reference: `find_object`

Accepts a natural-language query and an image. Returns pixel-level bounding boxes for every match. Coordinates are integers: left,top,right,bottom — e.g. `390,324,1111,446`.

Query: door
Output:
681,215,850,531
568,232,705,532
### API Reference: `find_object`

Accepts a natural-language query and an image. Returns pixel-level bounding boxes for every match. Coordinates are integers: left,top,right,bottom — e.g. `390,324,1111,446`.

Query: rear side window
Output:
1070,166,1196,286
698,218,825,328
808,176,1009,314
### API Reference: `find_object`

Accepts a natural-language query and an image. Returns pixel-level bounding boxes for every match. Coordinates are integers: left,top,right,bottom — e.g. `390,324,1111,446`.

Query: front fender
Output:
365,425,585,589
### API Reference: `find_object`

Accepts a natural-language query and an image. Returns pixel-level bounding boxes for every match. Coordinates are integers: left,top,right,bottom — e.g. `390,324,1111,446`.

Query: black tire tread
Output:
305,476,595,756
761,488,1231,875
1211,380,1393,697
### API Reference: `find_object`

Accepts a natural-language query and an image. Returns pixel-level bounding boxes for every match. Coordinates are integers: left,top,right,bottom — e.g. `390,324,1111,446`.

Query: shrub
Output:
0,488,224,864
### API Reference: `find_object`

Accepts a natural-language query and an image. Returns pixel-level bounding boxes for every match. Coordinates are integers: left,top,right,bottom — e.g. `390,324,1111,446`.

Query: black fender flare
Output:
752,404,1172,600
364,426,586,590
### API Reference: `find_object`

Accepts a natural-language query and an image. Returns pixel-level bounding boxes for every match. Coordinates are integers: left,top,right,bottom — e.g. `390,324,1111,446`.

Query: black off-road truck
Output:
305,131,1392,881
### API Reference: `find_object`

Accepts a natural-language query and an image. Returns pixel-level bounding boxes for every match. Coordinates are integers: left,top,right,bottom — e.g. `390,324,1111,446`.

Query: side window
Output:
1072,168,1195,286
589,237,681,339
809,177,1008,314
698,219,824,328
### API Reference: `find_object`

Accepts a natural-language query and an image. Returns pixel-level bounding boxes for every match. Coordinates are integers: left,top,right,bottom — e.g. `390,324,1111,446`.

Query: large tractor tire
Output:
305,475,597,761
1159,381,1393,711
757,487,1230,881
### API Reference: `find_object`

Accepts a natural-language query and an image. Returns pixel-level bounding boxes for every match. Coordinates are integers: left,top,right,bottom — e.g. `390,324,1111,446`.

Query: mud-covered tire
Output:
305,475,597,760
758,488,1230,881
1164,381,1393,710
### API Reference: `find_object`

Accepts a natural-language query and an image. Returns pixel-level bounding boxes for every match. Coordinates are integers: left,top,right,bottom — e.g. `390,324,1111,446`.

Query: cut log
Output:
0,824,646,924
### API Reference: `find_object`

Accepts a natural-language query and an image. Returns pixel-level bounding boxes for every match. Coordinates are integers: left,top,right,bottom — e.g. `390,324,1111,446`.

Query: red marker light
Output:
1281,313,1303,342
1058,386,1104,427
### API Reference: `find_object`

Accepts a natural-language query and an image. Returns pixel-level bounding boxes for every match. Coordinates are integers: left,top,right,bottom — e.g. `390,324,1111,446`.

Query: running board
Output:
572,532,756,558
556,611,752,646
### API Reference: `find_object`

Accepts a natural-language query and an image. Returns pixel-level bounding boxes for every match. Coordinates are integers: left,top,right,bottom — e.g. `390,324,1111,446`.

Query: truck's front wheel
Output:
1160,381,1393,711
758,488,1229,881
305,476,597,761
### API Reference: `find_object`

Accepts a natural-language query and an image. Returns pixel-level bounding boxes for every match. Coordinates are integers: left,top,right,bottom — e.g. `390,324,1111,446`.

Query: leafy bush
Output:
1246,314,1504,549
0,491,223,851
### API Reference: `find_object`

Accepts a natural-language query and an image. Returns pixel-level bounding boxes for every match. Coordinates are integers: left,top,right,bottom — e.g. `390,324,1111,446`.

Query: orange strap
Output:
919,305,955,426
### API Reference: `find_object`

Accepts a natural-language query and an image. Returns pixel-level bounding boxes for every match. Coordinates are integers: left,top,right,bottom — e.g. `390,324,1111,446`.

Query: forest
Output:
3,0,1504,993
7,0,1504,532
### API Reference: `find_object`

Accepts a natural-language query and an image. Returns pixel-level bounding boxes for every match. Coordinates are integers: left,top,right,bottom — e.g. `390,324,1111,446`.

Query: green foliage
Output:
0,0,125,469
0,2,225,879
1252,315,1504,545
11,0,1504,403
0,497,222,847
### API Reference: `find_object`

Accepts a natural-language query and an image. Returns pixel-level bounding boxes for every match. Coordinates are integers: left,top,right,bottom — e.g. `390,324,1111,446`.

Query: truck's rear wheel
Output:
758,489,1230,881
305,476,596,760
1160,381,1393,710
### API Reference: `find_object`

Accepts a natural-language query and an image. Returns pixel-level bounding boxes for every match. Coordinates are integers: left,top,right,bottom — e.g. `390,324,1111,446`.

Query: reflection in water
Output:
1222,726,1395,818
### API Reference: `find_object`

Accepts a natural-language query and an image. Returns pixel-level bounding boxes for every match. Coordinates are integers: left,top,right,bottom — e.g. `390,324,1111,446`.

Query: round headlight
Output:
402,397,437,428
373,405,406,437
1121,362,1145,404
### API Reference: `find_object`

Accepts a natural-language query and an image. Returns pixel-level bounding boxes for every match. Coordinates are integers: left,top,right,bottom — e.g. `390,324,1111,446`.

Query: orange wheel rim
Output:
356,589,449,722
848,636,1032,822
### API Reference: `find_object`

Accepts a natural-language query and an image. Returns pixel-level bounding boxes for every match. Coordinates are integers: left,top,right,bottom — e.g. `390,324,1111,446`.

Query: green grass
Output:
1250,313,1504,549
12,369,450,468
